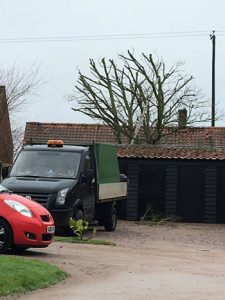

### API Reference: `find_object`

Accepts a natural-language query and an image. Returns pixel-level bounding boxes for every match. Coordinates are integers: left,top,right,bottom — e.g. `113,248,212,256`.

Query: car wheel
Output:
0,219,13,254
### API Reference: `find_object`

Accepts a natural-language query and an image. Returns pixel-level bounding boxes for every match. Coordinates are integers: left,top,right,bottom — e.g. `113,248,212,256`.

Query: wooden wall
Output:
119,158,225,223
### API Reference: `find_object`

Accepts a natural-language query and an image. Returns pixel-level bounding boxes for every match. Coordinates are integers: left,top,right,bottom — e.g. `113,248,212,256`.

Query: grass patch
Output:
54,236,116,246
0,256,68,297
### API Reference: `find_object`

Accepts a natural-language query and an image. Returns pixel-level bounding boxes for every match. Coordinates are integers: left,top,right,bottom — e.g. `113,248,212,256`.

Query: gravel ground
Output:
4,220,225,300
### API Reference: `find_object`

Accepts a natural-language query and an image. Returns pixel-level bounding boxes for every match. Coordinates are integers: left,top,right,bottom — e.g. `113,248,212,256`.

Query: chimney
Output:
178,108,187,128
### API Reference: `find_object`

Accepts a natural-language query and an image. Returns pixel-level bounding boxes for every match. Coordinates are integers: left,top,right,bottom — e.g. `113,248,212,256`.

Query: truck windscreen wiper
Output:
50,176,75,179
15,175,75,180
15,175,42,178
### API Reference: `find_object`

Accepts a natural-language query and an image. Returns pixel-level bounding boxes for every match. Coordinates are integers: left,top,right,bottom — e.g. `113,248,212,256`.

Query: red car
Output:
0,183,55,253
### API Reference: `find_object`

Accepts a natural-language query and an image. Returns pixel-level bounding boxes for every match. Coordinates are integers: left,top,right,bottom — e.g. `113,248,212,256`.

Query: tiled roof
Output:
24,123,117,144
24,122,225,160
117,145,225,160
160,127,225,147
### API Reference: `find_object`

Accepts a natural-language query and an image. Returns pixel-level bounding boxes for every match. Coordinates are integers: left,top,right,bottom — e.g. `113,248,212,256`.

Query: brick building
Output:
0,86,13,166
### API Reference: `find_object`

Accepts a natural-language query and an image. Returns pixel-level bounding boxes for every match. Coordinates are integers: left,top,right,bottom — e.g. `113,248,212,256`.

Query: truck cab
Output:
3,140,127,232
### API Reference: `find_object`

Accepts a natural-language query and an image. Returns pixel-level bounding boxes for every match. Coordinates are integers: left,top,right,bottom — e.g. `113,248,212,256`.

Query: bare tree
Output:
0,63,44,115
10,124,25,158
69,50,210,144
0,63,45,155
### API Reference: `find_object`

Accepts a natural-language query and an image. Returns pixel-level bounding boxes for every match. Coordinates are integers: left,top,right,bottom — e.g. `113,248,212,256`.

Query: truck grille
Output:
19,192,50,208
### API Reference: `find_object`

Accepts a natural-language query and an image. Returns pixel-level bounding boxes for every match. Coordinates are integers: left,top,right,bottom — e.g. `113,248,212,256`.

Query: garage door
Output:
177,166,204,222
138,165,165,219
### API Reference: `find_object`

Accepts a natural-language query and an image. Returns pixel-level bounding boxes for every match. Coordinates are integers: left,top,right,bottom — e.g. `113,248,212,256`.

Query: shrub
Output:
69,219,89,240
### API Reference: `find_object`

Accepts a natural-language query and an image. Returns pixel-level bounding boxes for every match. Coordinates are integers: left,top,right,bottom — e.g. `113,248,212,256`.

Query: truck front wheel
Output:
104,203,117,232
74,209,83,221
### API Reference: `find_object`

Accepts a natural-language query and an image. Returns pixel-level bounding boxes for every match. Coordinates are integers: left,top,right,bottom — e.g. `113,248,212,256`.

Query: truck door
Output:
76,152,96,222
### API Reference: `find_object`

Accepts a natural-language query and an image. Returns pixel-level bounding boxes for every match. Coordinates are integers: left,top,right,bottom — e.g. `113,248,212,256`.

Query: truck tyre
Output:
104,203,117,232
74,209,83,221
56,226,74,237
0,219,13,253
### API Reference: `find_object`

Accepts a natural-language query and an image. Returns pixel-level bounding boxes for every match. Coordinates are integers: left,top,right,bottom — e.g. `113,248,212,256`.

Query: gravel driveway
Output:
5,220,225,300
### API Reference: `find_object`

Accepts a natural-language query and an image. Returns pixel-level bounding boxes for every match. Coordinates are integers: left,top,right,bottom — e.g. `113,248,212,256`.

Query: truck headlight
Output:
4,200,33,218
56,188,68,205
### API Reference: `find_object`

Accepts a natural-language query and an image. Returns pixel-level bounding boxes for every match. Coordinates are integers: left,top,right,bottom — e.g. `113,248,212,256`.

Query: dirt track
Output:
5,220,225,300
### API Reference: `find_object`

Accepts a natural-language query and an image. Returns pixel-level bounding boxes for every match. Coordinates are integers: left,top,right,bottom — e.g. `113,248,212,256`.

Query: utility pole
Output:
210,31,216,127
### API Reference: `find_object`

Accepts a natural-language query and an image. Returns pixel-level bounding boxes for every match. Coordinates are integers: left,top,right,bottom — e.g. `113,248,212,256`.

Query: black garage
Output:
118,146,225,223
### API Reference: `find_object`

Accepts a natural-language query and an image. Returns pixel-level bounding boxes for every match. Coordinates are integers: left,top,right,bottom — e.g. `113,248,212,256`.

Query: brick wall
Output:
0,86,13,165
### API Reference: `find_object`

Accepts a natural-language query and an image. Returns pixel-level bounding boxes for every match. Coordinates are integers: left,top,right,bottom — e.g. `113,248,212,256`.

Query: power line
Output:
0,31,211,44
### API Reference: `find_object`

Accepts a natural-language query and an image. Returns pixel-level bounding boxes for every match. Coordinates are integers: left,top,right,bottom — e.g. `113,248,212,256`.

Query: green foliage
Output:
67,219,115,245
0,256,67,297
69,218,89,240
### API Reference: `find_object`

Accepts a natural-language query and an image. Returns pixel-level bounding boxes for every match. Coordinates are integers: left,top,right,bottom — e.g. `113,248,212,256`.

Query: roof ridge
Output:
26,122,108,126
26,122,225,130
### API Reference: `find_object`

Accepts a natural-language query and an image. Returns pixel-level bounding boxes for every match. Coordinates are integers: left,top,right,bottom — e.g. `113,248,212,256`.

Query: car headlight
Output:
4,200,33,218
56,188,68,205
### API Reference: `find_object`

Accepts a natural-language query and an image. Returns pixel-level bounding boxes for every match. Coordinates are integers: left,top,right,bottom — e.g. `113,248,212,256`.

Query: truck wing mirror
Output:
120,173,128,182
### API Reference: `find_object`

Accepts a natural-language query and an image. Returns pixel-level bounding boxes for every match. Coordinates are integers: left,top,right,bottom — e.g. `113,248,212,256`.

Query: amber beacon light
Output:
47,139,64,147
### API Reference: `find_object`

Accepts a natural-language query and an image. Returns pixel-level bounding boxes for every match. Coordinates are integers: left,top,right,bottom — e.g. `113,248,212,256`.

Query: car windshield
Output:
0,183,8,192
10,150,82,179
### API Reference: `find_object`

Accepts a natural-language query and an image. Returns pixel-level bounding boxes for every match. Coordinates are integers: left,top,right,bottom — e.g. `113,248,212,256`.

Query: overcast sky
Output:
1,0,225,127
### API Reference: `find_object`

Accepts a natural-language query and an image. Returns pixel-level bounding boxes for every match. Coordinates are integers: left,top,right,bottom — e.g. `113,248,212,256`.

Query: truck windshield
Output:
10,150,81,179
